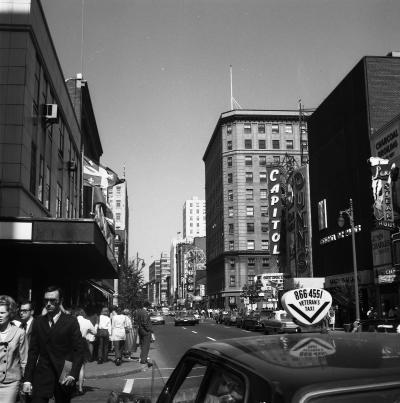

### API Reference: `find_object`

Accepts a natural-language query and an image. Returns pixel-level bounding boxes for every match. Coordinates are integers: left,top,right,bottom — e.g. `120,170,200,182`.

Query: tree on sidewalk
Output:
118,259,145,310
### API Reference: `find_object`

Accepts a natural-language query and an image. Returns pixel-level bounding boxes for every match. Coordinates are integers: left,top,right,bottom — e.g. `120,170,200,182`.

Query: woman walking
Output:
110,307,127,366
122,309,136,359
96,307,111,364
0,295,28,403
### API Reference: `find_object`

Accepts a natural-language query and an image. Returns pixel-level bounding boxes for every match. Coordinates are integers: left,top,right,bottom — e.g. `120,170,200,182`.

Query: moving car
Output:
149,311,165,325
174,311,197,326
124,332,400,402
242,310,268,331
260,309,303,334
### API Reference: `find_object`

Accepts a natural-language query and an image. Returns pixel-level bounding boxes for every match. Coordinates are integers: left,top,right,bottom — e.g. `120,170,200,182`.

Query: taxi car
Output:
149,311,165,325
174,311,197,326
148,332,400,402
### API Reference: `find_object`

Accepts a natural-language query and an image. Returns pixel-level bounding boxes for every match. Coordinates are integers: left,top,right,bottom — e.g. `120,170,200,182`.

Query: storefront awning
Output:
87,280,115,298
0,218,118,279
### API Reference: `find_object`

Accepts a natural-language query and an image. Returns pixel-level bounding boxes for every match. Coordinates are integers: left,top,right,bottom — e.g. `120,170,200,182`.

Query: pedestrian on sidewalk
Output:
22,285,84,403
96,307,111,364
134,302,153,368
0,295,28,403
122,309,136,360
110,307,127,366
75,307,96,395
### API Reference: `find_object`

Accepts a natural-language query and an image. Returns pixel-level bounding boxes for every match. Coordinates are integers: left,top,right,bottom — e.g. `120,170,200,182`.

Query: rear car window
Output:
172,363,207,403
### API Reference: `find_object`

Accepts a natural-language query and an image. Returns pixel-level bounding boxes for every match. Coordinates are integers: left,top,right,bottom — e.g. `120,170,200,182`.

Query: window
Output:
227,124,232,134
244,139,252,149
44,165,50,209
261,223,268,232
116,213,121,221
260,189,267,200
116,200,121,208
245,156,252,166
196,209,199,214
286,140,294,149
258,123,265,133
247,240,255,250
246,206,254,217
259,156,266,166
229,275,236,287
30,142,37,195
228,223,234,234
261,240,269,251
66,197,70,218
261,206,268,217
38,156,44,202
116,186,121,195
244,123,251,134
246,189,253,200
260,172,267,183
301,140,308,150
285,124,293,134
272,123,279,134
228,190,233,201
247,223,254,233
248,275,254,285
245,172,253,183
227,156,232,167
230,258,235,268
273,156,280,164
172,362,206,402
227,140,232,150
258,139,266,149
228,207,234,217
58,124,64,156
301,155,309,164
248,258,255,267
272,139,280,149
56,183,62,218
262,257,269,267
229,241,234,251
227,173,233,184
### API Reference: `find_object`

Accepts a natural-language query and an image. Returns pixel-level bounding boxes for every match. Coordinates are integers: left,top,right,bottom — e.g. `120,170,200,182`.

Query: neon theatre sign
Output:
267,167,283,255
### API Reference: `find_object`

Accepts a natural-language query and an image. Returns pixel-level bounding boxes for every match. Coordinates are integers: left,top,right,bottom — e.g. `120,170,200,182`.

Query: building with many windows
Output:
183,196,206,238
203,109,308,308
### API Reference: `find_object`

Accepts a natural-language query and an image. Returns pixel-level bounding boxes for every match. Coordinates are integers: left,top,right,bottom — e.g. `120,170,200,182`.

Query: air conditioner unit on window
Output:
43,104,58,122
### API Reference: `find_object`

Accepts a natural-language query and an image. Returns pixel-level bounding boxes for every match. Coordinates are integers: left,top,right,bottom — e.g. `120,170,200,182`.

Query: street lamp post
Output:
338,198,360,324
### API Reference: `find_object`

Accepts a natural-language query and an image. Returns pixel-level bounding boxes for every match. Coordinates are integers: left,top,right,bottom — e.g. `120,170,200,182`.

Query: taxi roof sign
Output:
281,288,332,326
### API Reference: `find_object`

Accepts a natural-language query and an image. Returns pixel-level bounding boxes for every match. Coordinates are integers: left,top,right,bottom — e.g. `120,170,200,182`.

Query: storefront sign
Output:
256,273,284,291
324,270,372,288
320,225,362,245
373,127,399,160
267,167,283,254
374,266,400,284
371,229,392,267
281,288,332,326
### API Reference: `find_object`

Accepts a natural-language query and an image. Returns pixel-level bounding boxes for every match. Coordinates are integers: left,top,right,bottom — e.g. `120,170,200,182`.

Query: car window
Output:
201,366,245,403
172,363,207,403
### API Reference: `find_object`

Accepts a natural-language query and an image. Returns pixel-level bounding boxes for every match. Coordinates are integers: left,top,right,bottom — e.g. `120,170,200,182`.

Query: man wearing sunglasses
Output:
22,286,84,403
19,300,35,346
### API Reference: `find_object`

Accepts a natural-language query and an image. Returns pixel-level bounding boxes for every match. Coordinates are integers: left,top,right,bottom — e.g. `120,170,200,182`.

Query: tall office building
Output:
183,196,206,238
203,109,308,309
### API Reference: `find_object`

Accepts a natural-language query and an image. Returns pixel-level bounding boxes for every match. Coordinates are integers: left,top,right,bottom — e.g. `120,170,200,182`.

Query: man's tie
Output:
49,317,54,328
20,322,27,330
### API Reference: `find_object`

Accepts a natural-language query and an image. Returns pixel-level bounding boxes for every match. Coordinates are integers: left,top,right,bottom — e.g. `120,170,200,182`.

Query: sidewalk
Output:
85,355,143,379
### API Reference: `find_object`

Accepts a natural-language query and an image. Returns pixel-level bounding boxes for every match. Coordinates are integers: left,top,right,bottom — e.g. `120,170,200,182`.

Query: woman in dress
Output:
110,306,127,366
122,309,135,359
75,307,96,395
0,295,28,403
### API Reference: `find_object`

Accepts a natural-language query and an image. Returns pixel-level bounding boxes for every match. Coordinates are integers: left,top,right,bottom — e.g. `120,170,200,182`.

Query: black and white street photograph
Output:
2,0,400,401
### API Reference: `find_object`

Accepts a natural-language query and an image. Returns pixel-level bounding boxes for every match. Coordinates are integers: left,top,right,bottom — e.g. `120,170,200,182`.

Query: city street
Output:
72,316,253,402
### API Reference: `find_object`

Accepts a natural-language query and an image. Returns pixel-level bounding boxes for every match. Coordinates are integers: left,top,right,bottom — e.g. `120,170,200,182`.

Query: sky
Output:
41,0,400,281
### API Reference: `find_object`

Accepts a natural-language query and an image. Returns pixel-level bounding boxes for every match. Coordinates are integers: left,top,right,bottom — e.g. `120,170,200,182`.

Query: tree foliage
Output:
118,260,145,310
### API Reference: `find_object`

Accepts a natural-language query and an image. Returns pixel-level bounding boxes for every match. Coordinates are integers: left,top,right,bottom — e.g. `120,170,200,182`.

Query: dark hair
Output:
115,306,122,314
45,285,63,301
19,300,34,311
0,295,18,320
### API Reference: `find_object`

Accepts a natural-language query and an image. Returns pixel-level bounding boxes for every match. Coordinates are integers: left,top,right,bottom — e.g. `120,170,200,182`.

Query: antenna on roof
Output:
230,65,242,110
80,0,85,77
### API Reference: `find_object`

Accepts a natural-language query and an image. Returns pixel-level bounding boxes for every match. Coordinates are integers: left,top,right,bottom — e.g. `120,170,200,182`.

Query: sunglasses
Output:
43,298,59,305
19,309,32,313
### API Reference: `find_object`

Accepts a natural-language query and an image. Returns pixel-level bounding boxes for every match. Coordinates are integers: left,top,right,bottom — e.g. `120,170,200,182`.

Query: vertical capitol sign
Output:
267,167,283,255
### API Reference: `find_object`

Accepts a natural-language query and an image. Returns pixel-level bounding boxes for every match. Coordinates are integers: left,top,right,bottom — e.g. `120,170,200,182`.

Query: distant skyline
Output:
41,0,400,280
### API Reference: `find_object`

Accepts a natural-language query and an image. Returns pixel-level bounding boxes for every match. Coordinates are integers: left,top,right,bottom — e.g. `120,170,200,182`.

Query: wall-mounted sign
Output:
320,225,362,245
371,229,392,267
281,288,332,326
267,167,283,255
372,126,399,160
374,266,400,284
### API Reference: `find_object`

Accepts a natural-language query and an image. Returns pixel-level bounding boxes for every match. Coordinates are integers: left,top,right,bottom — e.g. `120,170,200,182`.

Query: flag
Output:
83,156,124,188
105,166,125,187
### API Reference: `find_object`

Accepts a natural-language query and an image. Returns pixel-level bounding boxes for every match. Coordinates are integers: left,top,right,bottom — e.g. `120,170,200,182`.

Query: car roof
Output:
188,333,400,399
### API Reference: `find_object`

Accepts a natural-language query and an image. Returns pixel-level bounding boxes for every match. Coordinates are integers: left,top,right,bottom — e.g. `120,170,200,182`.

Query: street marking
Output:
123,378,134,394
224,326,230,329
207,337,216,341
182,327,187,329
242,330,251,333
192,331,198,334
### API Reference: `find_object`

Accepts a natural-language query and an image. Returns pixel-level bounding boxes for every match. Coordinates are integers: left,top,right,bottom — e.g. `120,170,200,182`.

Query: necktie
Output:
20,322,27,330
49,317,54,328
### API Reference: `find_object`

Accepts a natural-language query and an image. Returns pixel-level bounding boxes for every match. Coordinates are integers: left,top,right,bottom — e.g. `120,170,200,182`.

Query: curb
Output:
86,366,143,380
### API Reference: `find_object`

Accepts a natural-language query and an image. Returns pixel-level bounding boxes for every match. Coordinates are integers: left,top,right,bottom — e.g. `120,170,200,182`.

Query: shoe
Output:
115,359,122,366
147,361,153,368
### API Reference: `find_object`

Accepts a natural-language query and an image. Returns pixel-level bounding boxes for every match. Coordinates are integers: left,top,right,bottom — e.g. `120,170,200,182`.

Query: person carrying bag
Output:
96,307,111,364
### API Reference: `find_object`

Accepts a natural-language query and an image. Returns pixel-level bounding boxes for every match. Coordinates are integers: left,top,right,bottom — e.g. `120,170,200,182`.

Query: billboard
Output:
267,167,283,255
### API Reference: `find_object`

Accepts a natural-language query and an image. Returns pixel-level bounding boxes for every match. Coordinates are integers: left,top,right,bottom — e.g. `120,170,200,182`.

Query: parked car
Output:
235,311,249,328
174,311,197,326
223,311,238,326
188,310,200,324
215,310,229,324
242,310,269,331
149,311,165,325
121,332,400,402
360,317,398,333
260,309,302,334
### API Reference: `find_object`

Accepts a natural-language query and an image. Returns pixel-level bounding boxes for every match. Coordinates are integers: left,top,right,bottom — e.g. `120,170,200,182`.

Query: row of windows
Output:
227,172,268,184
228,189,270,202
228,222,268,233
229,257,270,267
228,239,269,251
228,205,267,217
227,154,306,168
227,123,294,135
227,139,308,151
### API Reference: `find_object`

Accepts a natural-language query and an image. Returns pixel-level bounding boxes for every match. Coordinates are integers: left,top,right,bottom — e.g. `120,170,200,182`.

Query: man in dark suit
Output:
134,302,153,368
22,286,84,403
19,300,35,346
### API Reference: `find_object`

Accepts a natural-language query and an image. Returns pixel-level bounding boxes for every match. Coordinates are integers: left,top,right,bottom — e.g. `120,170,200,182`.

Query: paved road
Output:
71,316,256,402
